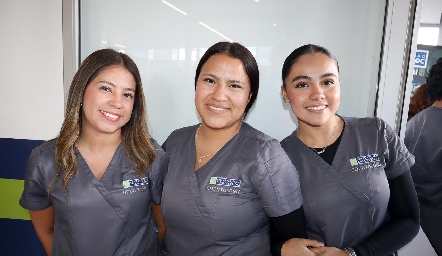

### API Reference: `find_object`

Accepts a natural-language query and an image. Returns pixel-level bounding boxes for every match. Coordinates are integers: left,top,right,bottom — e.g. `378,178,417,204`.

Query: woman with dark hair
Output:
19,49,168,255
407,83,434,121
161,42,322,255
279,44,420,256
405,57,442,255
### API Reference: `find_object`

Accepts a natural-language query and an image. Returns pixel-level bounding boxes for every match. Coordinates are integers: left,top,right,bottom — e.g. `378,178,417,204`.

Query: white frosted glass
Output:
80,0,386,144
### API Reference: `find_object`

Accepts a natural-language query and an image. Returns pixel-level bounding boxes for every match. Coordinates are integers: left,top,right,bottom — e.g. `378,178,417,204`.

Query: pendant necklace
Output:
195,127,221,165
310,123,338,155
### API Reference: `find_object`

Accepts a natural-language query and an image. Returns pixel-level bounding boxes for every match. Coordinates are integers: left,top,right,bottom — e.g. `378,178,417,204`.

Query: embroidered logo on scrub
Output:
349,153,382,172
207,177,241,194
122,177,149,195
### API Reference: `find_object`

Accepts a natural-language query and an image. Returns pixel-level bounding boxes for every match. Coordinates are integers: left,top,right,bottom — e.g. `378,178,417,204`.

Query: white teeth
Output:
209,105,225,111
100,111,119,119
306,105,326,110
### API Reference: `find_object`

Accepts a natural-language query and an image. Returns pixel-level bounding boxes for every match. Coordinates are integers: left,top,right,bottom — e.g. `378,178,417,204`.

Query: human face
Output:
195,54,251,132
81,65,136,137
282,52,340,128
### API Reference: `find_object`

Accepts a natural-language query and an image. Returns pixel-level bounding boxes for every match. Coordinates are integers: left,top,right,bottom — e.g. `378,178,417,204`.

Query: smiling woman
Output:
19,49,169,255
160,42,323,255
279,44,420,256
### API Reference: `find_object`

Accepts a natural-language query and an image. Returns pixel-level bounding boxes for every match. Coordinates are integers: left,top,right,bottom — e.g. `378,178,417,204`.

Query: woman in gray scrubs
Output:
161,42,323,255
405,57,442,255
19,49,168,255
279,44,420,256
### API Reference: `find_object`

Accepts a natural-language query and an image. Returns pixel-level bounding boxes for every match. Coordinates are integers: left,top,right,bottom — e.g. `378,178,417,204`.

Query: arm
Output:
351,171,420,256
270,207,323,256
152,203,166,246
310,172,419,256
29,206,55,256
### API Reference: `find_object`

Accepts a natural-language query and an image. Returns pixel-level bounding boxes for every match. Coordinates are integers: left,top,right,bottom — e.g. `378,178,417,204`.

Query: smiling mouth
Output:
306,105,326,111
100,110,120,119
208,105,227,111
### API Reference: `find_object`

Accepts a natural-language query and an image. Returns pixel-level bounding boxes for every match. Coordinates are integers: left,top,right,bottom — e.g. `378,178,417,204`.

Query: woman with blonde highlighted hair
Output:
20,49,168,255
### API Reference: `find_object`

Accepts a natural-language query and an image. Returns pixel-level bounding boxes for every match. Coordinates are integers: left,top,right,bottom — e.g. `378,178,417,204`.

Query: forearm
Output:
152,203,166,246
30,206,55,256
353,172,420,256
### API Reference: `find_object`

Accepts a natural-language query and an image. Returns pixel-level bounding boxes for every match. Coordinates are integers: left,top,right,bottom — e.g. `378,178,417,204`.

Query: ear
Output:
248,93,252,103
281,85,289,103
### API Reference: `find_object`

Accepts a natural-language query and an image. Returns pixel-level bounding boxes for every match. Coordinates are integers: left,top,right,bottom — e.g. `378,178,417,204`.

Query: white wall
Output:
0,0,64,141
80,0,386,144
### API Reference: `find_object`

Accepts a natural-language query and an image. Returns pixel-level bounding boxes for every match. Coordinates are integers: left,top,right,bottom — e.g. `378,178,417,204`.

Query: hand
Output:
281,238,324,256
310,246,348,256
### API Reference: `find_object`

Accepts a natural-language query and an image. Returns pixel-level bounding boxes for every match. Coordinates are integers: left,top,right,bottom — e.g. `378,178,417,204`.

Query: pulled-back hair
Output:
195,42,259,118
52,49,156,193
282,44,339,88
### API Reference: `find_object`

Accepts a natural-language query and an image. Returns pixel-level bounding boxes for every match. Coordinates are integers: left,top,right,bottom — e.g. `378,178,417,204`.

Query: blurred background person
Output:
407,83,434,121
405,57,442,256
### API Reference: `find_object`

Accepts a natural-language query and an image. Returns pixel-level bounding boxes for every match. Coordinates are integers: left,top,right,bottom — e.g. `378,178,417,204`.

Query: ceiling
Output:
420,0,442,24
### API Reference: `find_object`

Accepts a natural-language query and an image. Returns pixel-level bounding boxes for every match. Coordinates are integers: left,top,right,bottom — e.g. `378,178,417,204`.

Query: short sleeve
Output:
149,139,169,205
380,119,415,179
19,146,53,210
252,139,303,217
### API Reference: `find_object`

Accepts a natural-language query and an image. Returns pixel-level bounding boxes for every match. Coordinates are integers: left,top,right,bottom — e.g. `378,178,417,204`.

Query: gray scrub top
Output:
19,139,168,256
405,106,442,208
161,122,303,256
281,117,414,250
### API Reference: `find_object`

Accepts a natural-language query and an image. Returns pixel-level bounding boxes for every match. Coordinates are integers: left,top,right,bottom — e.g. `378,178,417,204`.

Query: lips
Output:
100,110,120,121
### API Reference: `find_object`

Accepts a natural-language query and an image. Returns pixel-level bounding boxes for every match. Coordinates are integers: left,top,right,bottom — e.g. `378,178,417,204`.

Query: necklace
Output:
310,123,338,155
194,125,241,164
195,127,221,165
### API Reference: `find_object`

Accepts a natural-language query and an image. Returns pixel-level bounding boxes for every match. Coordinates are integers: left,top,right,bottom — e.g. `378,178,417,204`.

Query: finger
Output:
310,247,326,253
303,239,324,248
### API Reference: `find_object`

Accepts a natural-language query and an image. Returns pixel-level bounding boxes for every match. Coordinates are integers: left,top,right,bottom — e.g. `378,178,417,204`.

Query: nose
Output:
310,84,325,101
211,84,227,102
110,94,123,108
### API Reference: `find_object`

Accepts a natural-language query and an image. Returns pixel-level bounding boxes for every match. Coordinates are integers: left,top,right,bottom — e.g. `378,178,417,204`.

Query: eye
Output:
203,78,215,84
100,86,112,92
295,82,308,88
322,79,335,86
123,93,134,99
229,84,243,89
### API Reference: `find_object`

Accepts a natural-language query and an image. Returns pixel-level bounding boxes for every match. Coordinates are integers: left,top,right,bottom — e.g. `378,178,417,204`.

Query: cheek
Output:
286,91,305,106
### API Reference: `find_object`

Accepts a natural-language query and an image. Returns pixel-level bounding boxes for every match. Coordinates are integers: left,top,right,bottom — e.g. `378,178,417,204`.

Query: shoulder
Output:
240,122,278,145
28,139,56,163
280,130,297,148
165,125,198,142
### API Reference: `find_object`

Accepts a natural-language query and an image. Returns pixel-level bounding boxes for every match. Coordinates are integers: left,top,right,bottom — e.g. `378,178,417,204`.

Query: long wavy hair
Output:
52,49,156,194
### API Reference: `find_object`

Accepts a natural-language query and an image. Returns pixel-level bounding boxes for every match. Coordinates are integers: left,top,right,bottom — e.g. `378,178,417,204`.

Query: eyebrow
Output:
291,73,337,83
201,74,246,85
99,80,136,92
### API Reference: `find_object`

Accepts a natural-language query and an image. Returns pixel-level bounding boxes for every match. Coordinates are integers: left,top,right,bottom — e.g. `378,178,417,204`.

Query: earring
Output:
284,99,289,104
80,103,83,107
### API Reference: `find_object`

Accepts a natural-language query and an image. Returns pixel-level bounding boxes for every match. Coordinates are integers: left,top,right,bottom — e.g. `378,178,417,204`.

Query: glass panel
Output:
80,0,386,143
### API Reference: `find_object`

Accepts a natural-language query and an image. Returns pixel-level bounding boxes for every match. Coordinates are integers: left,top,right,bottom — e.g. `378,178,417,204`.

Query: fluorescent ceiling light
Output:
199,22,233,42
162,0,187,16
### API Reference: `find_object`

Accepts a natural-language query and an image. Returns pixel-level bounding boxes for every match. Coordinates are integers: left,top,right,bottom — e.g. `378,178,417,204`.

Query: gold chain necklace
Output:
195,127,221,165
310,123,338,155
194,125,241,164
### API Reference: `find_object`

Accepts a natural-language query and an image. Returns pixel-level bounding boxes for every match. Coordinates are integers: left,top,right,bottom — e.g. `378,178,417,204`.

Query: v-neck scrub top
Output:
19,139,168,256
281,117,414,251
161,123,303,256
